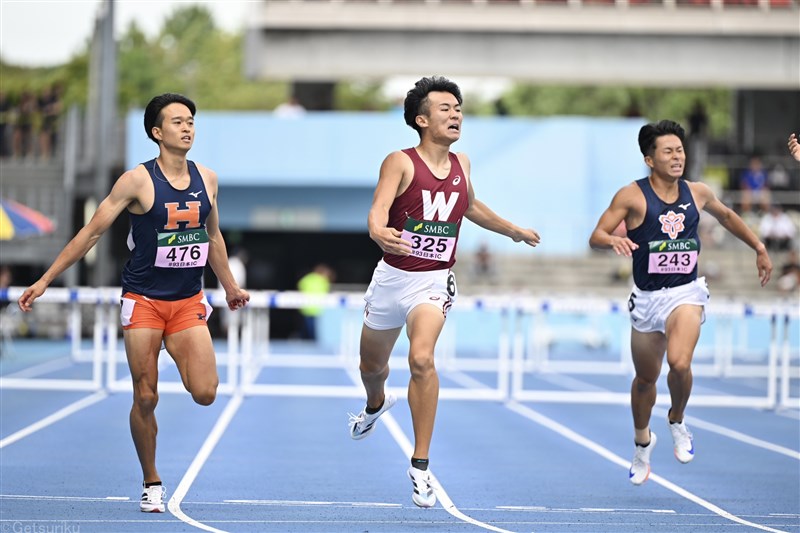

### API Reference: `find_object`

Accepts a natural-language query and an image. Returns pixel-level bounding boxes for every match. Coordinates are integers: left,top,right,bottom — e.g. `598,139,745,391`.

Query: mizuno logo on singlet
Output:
188,191,203,198
679,203,691,210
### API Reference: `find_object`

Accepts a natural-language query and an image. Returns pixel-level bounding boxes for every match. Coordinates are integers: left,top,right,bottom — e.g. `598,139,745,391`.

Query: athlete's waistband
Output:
632,276,706,296
376,259,450,279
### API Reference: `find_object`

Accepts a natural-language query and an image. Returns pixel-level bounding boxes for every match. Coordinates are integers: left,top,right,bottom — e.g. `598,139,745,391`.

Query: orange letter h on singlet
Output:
164,202,201,230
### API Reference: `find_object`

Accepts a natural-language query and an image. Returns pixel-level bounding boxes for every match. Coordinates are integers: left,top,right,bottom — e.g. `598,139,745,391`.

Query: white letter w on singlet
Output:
422,190,460,221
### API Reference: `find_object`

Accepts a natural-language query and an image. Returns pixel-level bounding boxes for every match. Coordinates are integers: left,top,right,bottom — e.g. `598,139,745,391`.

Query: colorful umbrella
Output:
0,198,56,240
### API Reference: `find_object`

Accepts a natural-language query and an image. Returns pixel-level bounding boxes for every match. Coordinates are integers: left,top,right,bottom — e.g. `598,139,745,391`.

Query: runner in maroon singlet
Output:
347,76,541,507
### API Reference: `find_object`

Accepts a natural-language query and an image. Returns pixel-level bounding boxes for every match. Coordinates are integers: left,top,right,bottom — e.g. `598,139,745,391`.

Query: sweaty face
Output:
154,103,194,150
418,91,462,142
647,134,685,179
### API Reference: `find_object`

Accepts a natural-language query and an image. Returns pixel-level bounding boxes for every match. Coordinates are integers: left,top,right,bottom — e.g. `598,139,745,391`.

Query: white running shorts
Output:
363,260,457,331
628,277,709,334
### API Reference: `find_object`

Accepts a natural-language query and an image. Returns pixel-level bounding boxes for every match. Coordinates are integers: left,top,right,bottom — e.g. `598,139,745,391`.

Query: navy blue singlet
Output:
627,177,701,291
121,159,211,300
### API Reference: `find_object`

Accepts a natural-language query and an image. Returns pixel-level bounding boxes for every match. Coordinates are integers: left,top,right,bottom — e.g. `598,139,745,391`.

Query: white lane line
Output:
650,406,800,460
2,356,75,379
167,393,244,533
223,499,402,508
0,391,108,448
380,412,515,533
505,401,789,533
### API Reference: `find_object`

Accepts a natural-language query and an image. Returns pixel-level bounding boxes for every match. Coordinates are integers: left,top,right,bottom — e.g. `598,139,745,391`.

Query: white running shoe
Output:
348,394,396,440
629,432,657,486
407,466,436,508
140,484,166,513
668,418,695,464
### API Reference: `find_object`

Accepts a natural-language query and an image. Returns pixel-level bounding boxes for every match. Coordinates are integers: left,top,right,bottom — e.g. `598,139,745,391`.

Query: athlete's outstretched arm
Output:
789,133,800,162
461,155,540,247
690,181,772,286
202,168,250,310
18,170,142,312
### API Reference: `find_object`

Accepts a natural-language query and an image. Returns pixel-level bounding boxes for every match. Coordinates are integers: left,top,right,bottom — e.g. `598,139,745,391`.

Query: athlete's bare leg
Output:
124,328,166,484
359,325,401,409
664,305,703,422
405,304,446,460
165,325,219,406
630,329,667,443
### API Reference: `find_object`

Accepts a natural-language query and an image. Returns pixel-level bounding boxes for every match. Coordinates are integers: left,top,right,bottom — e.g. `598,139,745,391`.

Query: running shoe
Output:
629,432,657,486
348,393,396,440
407,466,436,508
668,417,695,464
140,483,166,513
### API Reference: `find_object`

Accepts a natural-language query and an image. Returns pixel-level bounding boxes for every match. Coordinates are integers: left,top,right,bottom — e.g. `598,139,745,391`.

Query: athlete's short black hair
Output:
144,93,196,145
638,120,686,157
404,76,463,136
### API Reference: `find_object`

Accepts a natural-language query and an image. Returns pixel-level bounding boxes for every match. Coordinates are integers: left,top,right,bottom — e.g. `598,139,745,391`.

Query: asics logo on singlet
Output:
679,203,691,210
452,175,462,186
188,190,203,198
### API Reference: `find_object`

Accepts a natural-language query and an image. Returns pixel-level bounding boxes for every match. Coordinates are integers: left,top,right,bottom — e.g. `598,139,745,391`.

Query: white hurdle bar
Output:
0,287,797,409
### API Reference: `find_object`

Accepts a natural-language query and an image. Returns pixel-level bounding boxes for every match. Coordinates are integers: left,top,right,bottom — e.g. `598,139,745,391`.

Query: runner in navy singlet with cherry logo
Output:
590,119,771,487
348,76,541,508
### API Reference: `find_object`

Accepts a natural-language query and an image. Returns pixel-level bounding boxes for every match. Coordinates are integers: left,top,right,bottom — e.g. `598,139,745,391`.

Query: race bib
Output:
648,238,698,274
155,228,209,268
400,217,458,262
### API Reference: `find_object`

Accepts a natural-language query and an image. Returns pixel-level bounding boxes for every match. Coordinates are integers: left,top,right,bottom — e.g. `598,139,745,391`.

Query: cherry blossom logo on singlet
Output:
659,210,685,239
452,175,462,186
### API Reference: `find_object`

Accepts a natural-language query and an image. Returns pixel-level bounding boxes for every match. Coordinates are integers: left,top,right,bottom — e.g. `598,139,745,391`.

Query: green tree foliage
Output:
0,3,732,138
496,85,731,137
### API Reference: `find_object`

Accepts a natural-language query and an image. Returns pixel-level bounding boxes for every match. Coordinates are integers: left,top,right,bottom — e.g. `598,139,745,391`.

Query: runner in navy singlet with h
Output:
347,76,541,507
589,120,772,486
18,93,250,512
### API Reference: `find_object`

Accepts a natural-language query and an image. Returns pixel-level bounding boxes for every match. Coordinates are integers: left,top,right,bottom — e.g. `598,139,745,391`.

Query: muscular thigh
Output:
665,304,703,366
164,325,217,381
406,304,446,355
123,328,164,384
630,328,667,382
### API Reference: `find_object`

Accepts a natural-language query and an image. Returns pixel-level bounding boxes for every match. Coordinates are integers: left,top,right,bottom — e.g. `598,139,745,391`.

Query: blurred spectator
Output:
0,266,11,298
274,95,306,118
38,83,63,161
739,154,771,214
12,90,37,159
473,242,497,283
494,98,509,116
777,250,800,294
686,100,708,181
758,204,796,252
624,98,642,118
0,92,11,158
0,265,13,356
296,263,335,341
767,163,791,192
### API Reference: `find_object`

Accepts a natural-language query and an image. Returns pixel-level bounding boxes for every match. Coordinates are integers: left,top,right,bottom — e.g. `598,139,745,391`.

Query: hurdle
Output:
1,287,796,410
0,287,109,392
